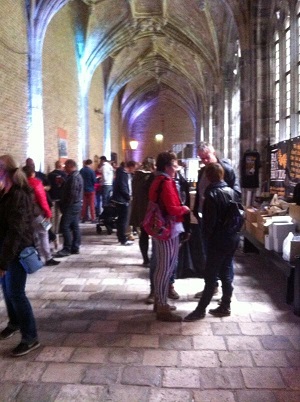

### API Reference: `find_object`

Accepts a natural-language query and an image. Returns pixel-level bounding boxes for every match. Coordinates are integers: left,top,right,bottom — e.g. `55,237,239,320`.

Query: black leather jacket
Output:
202,180,239,241
193,158,241,219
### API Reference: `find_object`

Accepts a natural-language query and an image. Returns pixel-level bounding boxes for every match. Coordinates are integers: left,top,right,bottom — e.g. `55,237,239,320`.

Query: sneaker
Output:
145,292,155,304
45,258,60,266
168,285,180,300
121,240,133,246
0,326,19,340
194,286,219,299
183,310,206,322
54,249,71,257
71,249,80,254
10,341,40,357
208,305,231,317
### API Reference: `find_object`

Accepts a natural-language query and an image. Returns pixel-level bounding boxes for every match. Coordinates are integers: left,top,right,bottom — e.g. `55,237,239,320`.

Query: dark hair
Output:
126,160,136,168
100,156,107,161
205,163,224,182
65,159,77,169
156,152,176,172
85,159,93,165
22,165,35,178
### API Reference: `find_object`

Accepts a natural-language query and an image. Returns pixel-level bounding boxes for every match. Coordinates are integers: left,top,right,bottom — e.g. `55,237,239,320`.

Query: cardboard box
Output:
269,222,295,241
265,234,273,250
254,227,265,244
289,203,300,222
246,208,257,223
290,237,300,262
273,237,284,253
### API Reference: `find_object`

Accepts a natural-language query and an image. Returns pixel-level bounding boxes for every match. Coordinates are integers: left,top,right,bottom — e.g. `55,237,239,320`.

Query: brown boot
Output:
168,284,180,299
153,303,177,312
156,304,182,322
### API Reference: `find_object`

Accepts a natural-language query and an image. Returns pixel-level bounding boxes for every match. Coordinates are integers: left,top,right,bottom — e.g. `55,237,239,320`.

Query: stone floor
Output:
0,224,300,402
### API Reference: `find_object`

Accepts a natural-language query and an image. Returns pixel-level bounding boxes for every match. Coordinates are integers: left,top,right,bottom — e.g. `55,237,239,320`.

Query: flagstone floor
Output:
0,224,299,402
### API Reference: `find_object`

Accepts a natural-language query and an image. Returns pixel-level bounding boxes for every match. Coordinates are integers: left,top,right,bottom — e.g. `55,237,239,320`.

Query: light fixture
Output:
129,139,138,150
276,9,281,20
155,134,164,142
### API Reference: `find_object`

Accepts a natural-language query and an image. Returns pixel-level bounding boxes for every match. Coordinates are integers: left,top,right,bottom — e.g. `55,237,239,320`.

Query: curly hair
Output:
156,152,177,172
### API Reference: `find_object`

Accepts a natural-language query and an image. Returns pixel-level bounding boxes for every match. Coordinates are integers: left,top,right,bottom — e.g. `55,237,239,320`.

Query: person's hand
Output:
183,205,190,214
0,269,6,278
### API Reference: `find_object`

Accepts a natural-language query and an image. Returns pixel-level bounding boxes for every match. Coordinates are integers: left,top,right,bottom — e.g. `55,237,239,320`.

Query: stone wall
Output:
42,3,80,172
0,0,28,164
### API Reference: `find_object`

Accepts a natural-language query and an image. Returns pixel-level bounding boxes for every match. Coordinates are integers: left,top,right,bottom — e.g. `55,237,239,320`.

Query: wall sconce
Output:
155,133,164,142
129,139,138,150
94,107,103,114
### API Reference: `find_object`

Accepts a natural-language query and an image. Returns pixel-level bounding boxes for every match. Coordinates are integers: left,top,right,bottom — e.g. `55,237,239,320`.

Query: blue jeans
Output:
1,260,38,344
60,202,81,252
102,185,113,207
196,234,240,311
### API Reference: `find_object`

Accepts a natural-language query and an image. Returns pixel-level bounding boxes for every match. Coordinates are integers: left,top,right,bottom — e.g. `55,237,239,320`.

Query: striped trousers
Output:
153,236,180,305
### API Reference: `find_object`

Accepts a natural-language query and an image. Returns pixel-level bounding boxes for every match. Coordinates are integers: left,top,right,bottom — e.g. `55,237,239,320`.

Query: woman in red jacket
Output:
148,152,190,321
23,166,59,266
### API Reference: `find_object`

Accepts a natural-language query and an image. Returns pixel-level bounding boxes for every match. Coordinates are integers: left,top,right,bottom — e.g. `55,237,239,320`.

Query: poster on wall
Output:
269,137,300,198
57,128,68,160
269,141,288,197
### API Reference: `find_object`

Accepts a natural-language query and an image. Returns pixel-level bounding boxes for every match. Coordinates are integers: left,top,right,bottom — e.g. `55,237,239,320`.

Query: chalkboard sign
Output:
270,137,300,198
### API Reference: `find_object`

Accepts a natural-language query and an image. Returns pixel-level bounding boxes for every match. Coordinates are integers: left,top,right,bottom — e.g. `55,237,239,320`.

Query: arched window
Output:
274,29,280,142
297,1,300,133
285,14,291,139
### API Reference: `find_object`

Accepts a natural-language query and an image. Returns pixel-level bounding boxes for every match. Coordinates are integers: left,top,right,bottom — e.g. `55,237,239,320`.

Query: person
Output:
193,142,241,298
148,152,190,322
184,163,241,321
25,157,49,188
80,159,97,223
94,163,102,217
111,161,136,245
145,164,190,305
55,159,83,257
0,154,40,356
99,156,114,207
22,166,60,266
130,157,156,265
47,160,67,236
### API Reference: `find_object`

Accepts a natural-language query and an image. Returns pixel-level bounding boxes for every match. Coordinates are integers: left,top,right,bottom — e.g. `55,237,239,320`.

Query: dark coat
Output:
193,158,241,219
0,185,35,270
202,180,239,243
130,170,154,227
112,166,130,204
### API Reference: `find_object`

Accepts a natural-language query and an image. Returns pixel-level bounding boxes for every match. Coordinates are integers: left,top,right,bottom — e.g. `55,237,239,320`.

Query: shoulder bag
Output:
142,178,173,241
19,246,44,274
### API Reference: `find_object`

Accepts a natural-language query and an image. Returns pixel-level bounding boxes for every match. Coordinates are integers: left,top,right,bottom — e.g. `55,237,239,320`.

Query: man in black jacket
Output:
184,163,240,321
111,161,136,245
193,142,241,298
55,159,83,257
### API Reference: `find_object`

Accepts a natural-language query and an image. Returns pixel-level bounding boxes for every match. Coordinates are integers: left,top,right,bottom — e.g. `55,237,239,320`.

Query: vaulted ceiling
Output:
76,0,250,153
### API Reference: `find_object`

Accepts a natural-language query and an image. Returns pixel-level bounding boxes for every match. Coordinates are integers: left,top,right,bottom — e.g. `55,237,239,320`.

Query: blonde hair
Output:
0,154,29,188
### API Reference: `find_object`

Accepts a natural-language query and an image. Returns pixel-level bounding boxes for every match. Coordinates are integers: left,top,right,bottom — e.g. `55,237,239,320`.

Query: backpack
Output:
142,178,173,241
223,199,245,234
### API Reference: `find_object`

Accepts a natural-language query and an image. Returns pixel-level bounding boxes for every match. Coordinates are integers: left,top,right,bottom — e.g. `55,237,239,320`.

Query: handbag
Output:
142,178,173,241
19,246,44,274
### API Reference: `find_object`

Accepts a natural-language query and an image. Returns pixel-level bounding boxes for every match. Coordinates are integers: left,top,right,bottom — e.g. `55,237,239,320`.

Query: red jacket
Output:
149,174,187,222
28,177,52,218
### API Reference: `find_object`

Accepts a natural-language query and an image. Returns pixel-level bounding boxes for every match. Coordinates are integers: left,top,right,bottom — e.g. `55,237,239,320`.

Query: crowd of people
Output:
0,143,241,355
